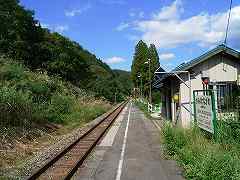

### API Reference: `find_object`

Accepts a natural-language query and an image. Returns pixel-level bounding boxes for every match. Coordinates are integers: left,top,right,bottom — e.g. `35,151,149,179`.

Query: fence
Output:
136,98,162,114
148,103,161,113
193,89,240,122
215,94,240,122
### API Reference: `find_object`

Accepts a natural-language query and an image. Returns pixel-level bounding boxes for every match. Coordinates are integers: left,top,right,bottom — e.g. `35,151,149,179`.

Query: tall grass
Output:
162,122,240,179
0,58,111,129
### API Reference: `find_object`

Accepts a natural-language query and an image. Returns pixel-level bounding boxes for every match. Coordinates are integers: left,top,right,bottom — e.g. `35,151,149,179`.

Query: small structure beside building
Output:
154,44,240,127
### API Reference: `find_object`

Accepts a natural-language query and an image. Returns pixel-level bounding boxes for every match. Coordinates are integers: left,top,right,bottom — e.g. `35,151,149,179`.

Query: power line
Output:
224,0,233,45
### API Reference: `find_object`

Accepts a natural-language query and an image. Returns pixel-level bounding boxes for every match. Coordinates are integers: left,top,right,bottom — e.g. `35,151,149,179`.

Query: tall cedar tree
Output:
148,44,160,102
131,41,160,96
131,40,149,89
148,44,160,77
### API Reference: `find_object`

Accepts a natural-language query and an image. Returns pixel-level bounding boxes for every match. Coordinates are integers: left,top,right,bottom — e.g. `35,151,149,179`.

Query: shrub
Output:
0,86,33,127
162,123,188,156
44,93,75,124
0,59,112,129
0,61,26,82
216,121,240,144
162,124,240,179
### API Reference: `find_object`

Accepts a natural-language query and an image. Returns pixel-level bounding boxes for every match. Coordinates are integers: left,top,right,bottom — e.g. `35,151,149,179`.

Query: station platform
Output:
74,102,184,180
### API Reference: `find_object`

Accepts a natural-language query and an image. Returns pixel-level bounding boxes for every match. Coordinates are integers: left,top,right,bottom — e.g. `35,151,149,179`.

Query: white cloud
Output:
153,0,183,20
129,9,145,19
41,23,49,28
65,10,81,17
65,3,91,17
116,22,129,31
39,23,69,33
116,10,145,32
162,62,176,71
159,53,175,60
54,25,69,33
133,0,240,48
104,56,126,64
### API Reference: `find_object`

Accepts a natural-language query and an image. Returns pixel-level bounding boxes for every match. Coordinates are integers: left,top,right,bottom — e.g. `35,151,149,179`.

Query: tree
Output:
131,40,149,92
0,0,43,67
148,44,160,77
148,44,161,103
131,41,160,97
0,0,133,102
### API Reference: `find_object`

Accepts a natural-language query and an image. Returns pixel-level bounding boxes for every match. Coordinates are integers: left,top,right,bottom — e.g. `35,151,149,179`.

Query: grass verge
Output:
134,100,151,118
162,122,240,179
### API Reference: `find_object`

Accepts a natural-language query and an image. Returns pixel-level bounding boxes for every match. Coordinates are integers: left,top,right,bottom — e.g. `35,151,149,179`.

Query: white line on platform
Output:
115,102,132,180
99,106,127,147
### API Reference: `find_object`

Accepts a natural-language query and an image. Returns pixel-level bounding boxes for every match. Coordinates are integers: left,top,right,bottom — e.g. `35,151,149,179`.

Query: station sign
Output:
193,90,217,134
195,95,214,133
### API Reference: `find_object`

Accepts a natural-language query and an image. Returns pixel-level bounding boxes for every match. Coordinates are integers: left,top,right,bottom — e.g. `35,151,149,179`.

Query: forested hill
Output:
113,70,132,96
0,0,132,102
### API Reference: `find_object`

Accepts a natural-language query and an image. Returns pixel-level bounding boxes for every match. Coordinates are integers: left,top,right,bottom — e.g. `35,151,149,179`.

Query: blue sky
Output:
20,0,240,71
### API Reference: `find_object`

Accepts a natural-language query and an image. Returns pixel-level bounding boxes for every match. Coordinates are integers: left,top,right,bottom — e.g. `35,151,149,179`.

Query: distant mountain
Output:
113,70,133,96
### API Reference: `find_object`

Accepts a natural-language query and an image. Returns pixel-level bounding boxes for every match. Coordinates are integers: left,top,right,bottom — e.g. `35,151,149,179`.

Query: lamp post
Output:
138,74,143,99
145,59,152,104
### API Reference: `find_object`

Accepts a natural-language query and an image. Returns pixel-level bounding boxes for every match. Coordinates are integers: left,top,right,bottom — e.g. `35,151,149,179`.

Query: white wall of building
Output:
179,55,240,128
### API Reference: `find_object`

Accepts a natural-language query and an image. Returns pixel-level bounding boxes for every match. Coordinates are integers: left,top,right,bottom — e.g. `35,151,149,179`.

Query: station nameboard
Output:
194,95,214,133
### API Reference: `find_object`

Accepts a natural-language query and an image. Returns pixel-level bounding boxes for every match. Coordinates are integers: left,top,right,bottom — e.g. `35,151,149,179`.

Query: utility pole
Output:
114,88,117,104
141,74,143,99
145,59,152,104
138,74,143,99
149,59,152,104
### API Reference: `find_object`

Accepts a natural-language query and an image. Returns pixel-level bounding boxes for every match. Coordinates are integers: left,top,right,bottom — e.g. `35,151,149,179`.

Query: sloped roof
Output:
173,44,240,72
153,44,240,88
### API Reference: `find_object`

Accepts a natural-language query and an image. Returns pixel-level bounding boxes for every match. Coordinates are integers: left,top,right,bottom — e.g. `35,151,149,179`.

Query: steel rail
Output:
27,101,127,180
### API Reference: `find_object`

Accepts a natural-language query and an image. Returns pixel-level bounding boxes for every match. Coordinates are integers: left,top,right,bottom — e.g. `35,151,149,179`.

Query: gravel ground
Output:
1,104,120,180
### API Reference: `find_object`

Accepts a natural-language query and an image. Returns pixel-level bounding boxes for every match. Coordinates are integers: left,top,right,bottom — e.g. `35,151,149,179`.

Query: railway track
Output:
27,102,127,180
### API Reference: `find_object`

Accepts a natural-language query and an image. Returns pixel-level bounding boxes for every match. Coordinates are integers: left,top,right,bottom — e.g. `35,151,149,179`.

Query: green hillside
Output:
0,0,131,102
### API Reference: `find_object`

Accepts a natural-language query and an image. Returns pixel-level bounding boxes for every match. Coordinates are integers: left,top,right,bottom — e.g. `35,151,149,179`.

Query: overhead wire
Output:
224,0,233,45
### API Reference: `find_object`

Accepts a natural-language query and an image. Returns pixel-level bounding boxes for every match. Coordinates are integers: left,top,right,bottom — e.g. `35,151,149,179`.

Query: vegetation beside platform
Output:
134,100,152,118
0,59,112,170
162,122,240,179
0,59,111,127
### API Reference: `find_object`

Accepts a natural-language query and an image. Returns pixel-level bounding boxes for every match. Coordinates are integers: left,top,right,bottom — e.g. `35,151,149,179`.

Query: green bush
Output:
0,61,26,82
216,121,240,144
0,86,33,126
0,59,111,129
152,89,161,104
45,93,75,123
162,123,188,156
162,124,240,179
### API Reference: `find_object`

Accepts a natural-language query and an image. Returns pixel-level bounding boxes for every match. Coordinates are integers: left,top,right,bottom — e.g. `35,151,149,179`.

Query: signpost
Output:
193,90,217,134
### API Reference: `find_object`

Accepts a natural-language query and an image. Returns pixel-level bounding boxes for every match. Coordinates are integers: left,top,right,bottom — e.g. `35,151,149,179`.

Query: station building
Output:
153,44,240,127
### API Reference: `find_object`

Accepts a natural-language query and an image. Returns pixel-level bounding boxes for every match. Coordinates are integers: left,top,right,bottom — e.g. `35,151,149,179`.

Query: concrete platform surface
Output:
73,102,184,180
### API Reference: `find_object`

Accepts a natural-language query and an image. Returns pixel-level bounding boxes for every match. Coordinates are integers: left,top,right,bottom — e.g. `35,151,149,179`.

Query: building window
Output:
216,83,239,112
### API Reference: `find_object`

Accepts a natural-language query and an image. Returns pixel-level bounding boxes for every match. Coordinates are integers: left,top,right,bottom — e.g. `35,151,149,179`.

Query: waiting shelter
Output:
153,44,240,127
